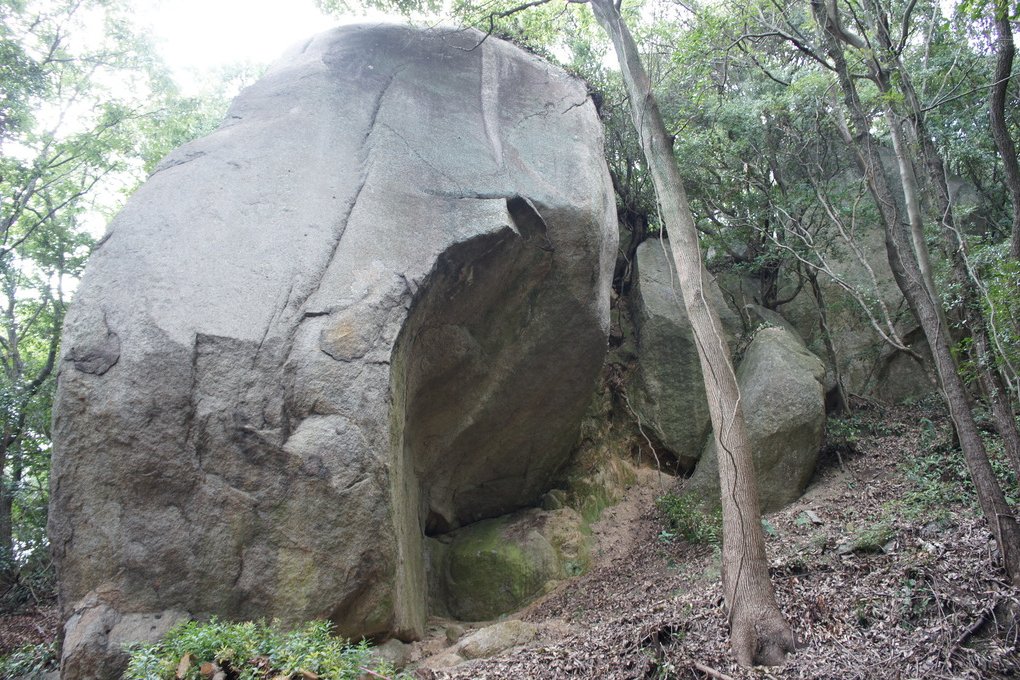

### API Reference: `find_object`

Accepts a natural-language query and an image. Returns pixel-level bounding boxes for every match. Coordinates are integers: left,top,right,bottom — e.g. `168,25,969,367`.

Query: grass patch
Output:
848,520,896,553
898,427,1019,522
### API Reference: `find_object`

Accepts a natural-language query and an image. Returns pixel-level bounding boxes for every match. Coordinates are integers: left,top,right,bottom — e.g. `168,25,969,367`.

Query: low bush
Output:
655,492,721,545
0,641,58,678
123,618,396,680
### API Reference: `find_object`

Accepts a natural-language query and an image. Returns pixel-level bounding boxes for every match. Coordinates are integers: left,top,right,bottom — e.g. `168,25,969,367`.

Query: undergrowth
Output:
0,641,57,678
655,493,721,545
832,400,1020,542
898,417,1019,523
123,618,397,680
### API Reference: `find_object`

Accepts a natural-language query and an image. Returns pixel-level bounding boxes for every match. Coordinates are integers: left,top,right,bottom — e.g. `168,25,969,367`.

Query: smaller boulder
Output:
455,620,539,660
429,508,589,621
686,326,825,512
59,600,188,680
630,240,742,464
369,639,412,670
426,651,467,669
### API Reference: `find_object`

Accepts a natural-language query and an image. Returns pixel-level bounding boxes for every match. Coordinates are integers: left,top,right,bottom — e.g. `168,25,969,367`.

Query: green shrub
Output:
826,414,862,449
655,493,721,545
123,618,395,680
897,416,1019,522
0,641,58,678
900,442,973,520
848,520,896,553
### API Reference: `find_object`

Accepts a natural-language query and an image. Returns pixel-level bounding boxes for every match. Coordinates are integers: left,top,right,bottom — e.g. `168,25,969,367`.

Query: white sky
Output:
139,0,370,92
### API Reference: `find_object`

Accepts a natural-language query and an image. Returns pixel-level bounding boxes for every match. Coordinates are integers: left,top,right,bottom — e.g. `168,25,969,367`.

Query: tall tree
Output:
869,0,1020,477
587,0,795,665
984,0,1020,259
809,0,1020,584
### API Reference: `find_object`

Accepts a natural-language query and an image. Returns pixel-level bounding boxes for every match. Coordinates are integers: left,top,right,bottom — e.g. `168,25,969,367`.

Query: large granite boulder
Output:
630,240,741,466
685,326,826,512
49,24,616,677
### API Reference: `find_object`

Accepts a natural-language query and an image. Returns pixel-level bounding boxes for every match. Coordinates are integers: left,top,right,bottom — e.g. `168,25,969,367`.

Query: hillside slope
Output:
420,400,1020,679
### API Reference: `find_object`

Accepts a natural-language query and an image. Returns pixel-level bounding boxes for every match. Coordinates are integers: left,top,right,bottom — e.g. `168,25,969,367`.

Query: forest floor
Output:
2,400,1019,679
416,398,1020,679
0,606,56,661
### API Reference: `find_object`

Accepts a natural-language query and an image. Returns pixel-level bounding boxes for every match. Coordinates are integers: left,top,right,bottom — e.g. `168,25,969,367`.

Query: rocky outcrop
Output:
685,326,826,512
629,240,741,466
49,24,616,677
714,149,933,404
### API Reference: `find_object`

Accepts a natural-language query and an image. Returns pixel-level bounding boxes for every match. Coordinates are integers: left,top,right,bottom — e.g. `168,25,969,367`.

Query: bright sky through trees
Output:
141,0,342,92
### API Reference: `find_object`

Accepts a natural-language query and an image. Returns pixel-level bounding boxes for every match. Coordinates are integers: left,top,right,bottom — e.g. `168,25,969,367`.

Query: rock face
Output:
630,240,741,465
49,25,616,677
686,326,826,512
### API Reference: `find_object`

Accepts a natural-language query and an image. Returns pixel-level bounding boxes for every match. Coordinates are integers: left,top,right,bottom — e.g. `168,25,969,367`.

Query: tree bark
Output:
589,0,795,665
816,0,1020,585
989,3,1020,260
975,329,1020,477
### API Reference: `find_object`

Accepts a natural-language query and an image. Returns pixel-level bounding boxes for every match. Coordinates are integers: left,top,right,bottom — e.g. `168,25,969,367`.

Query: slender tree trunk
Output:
0,443,10,570
589,0,795,665
989,3,1020,259
816,0,1020,585
869,2,1020,478
884,111,940,305
975,329,1020,477
808,270,849,414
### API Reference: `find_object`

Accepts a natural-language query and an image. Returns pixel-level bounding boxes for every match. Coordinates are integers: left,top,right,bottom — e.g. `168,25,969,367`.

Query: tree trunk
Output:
0,443,10,569
975,329,1020,477
989,3,1020,260
816,0,1020,585
868,0,1020,479
884,111,940,307
589,0,795,665
808,270,848,414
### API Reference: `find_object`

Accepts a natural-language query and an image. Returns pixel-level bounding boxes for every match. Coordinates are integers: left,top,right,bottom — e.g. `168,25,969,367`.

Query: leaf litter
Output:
418,401,1020,679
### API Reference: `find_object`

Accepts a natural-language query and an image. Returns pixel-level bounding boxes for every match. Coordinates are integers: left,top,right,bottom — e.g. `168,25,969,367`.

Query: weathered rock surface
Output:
630,240,741,465
425,620,540,669
428,507,590,621
686,326,826,512
455,620,539,659
49,24,616,677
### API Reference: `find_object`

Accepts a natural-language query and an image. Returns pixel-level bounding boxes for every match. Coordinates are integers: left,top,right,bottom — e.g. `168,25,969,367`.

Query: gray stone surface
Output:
57,598,188,680
49,24,616,678
686,326,826,512
630,239,741,465
455,620,539,659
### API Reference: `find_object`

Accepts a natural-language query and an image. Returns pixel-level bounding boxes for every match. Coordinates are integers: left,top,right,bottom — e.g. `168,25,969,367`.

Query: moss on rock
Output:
437,508,590,621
